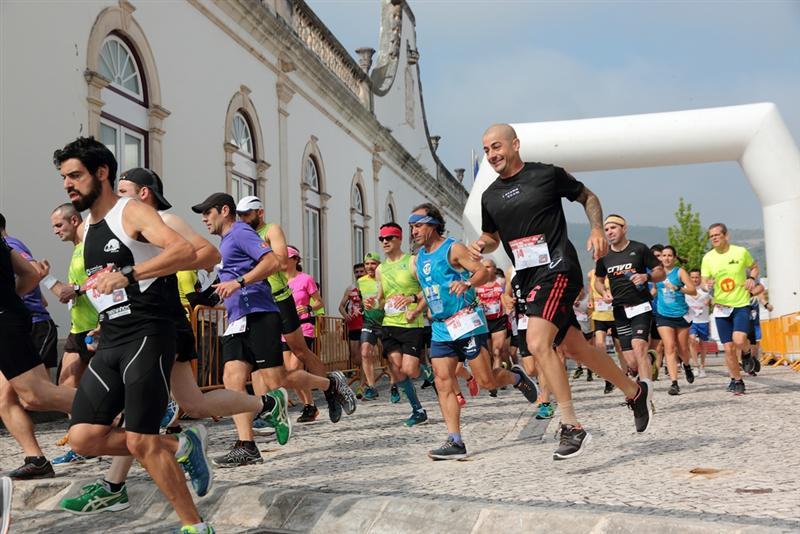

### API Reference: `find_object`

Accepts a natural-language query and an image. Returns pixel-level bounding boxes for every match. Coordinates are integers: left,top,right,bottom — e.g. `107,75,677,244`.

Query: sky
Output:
307,0,800,230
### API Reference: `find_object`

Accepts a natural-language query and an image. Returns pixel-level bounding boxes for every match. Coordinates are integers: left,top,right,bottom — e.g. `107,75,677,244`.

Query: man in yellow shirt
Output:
700,223,758,396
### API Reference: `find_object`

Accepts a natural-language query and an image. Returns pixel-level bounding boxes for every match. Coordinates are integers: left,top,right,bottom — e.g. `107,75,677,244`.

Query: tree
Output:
667,197,708,270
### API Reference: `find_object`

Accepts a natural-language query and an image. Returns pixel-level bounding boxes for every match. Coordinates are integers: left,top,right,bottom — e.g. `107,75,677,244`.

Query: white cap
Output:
236,195,262,213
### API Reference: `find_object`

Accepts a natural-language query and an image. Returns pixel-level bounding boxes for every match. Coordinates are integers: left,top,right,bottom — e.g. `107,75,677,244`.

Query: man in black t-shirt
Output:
594,215,664,383
470,124,653,460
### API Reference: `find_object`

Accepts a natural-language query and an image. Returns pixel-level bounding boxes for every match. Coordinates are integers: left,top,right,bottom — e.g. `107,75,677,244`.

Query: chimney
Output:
430,135,441,152
454,168,465,182
355,47,376,73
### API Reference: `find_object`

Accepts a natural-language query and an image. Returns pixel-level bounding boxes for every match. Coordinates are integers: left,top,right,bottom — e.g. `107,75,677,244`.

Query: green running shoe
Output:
263,388,292,445
178,523,216,533
59,480,129,515
403,410,428,427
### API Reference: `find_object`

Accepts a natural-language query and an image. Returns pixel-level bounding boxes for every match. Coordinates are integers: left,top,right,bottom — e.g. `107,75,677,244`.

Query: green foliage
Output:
667,198,709,270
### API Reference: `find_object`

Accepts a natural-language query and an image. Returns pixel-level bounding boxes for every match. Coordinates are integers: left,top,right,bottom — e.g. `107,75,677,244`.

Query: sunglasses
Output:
378,236,396,243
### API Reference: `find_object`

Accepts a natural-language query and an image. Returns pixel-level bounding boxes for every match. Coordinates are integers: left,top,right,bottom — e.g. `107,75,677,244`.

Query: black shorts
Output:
655,315,691,330
348,329,361,341
277,295,302,335
360,322,382,345
519,270,581,346
175,317,197,363
592,319,618,338
64,331,96,364
613,307,652,352
381,326,425,358
423,325,432,349
282,335,315,353
487,315,508,334
650,316,661,340
0,314,42,380
71,333,176,435
515,328,531,357
222,312,283,370
31,319,58,368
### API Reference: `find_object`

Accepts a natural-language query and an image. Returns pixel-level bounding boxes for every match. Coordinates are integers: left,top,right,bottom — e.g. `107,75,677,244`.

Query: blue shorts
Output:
714,306,750,344
690,322,710,341
430,333,488,362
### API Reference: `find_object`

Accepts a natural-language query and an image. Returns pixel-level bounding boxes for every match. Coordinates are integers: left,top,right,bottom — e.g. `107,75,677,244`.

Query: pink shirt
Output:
288,272,319,338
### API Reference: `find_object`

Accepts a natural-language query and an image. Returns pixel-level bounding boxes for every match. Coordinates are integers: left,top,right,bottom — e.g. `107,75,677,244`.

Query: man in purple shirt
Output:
192,193,352,467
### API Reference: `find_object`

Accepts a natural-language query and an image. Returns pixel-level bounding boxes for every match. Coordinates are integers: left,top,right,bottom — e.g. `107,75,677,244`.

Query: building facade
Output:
1,0,466,328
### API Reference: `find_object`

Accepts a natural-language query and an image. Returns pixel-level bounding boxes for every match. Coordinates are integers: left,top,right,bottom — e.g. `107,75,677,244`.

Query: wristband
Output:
306,305,313,314
411,294,419,303
42,274,58,290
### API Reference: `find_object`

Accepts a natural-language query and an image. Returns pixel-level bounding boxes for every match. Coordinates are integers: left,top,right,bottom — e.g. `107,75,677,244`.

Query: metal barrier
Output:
759,312,800,369
192,305,227,390
314,315,353,373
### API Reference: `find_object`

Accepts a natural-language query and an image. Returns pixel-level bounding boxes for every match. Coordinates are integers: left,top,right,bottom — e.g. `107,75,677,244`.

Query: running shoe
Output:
325,388,342,423
59,480,129,515
421,379,433,389
355,386,364,399
572,366,584,380
535,402,554,420
362,386,379,401
603,380,615,395
651,363,659,382
176,425,213,496
466,376,479,397
668,382,680,396
726,378,736,392
7,457,54,480
390,385,401,404
489,389,498,398
741,354,757,374
510,364,539,403
733,379,746,396
329,371,357,415
52,449,94,465
178,524,216,534
456,393,466,407
421,364,434,383
428,439,467,461
252,418,275,433
753,359,761,373
553,424,592,460
683,364,695,384
697,368,706,378
1,476,12,534
586,370,594,382
160,398,180,429
626,380,653,433
404,410,428,427
297,404,319,423
212,442,263,469
262,388,292,445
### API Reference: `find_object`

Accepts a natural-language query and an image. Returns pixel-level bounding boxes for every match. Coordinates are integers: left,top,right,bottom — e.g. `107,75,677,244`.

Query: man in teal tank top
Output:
410,204,539,460
374,222,428,427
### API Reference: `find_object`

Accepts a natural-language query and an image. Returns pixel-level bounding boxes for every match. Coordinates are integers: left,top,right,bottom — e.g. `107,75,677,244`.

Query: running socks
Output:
557,399,578,426
448,432,463,445
257,394,276,418
103,479,125,493
398,377,423,412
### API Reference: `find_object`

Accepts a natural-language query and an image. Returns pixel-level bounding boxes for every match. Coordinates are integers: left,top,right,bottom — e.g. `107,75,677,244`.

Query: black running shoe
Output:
626,380,653,433
510,364,539,403
421,379,433,389
741,353,756,374
726,378,736,392
733,379,746,396
212,443,263,468
753,359,761,373
683,364,695,384
668,382,680,396
572,367,584,380
329,371,357,415
603,380,615,395
428,439,467,461
553,425,591,460
324,389,342,423
586,370,594,382
489,389,498,398
7,457,54,480
297,404,319,423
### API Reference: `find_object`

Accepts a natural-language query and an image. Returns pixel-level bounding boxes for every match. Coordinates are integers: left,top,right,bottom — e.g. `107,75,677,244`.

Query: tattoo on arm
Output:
577,187,603,230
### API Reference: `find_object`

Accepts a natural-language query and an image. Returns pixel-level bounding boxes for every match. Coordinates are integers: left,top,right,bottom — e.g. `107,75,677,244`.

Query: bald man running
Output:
469,124,652,460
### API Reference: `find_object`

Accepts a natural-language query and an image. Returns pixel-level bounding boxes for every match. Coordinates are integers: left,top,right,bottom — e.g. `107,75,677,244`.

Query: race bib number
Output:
482,301,501,316
384,295,408,315
624,301,652,319
224,316,247,336
509,234,550,270
517,313,529,330
574,309,589,322
445,308,484,339
595,300,612,312
714,305,733,318
85,266,128,313
424,285,443,315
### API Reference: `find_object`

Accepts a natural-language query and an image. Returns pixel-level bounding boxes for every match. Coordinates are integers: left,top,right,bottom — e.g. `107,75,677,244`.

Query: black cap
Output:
191,192,236,214
120,168,172,211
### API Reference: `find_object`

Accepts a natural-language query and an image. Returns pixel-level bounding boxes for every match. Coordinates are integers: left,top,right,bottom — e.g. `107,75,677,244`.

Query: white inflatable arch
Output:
463,103,800,316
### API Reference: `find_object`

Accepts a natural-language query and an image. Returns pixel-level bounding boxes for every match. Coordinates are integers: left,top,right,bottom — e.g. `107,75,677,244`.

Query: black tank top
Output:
0,236,30,320
83,197,171,347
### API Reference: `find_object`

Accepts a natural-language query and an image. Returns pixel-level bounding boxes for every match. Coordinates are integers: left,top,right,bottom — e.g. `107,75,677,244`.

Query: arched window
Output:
352,184,366,264
97,34,148,174
303,156,323,283
229,111,257,199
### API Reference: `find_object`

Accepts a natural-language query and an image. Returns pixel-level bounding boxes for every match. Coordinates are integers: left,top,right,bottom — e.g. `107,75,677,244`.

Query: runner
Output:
686,269,711,378
338,263,366,396
374,222,428,426
411,204,538,459
648,244,665,380
653,245,696,396
594,215,664,386
475,258,509,372
701,223,759,395
473,125,652,460
55,137,214,534
357,252,385,401
747,281,772,373
588,268,623,393
236,196,356,421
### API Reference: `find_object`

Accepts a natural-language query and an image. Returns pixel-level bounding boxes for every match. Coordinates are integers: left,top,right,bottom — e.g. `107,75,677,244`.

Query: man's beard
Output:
70,175,102,212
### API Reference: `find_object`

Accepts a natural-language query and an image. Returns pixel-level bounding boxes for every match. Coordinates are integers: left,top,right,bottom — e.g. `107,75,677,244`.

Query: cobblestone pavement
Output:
4,356,799,532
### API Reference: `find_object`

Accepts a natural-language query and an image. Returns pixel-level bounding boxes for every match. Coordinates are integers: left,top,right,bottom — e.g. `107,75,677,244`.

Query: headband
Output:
604,215,626,227
407,213,443,226
379,226,403,239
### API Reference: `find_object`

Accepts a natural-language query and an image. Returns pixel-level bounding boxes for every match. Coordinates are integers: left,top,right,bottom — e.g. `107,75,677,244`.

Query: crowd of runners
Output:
0,127,768,533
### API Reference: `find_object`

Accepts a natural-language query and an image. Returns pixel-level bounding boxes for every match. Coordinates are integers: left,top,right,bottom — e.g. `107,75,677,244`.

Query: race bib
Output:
714,304,733,318
574,310,589,322
683,313,693,324
595,300,612,312
509,234,550,270
445,308,484,339
482,301,501,316
384,295,408,315
224,316,247,336
517,313,529,330
424,285,443,315
85,266,128,313
624,301,652,319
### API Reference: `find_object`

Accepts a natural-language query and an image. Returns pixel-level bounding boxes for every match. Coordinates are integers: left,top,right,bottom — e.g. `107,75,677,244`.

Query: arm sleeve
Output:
554,166,585,202
241,227,272,262
594,257,605,277
643,245,661,270
480,194,497,234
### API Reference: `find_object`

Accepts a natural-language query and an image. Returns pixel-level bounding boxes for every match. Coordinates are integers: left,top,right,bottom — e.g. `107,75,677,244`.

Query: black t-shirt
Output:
594,240,660,306
0,236,30,319
481,162,584,277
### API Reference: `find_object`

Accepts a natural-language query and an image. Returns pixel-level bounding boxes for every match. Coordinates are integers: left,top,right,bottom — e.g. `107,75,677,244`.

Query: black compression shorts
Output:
613,307,652,352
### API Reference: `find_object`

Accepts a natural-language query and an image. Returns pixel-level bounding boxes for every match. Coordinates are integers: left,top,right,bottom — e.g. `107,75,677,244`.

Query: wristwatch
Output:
464,280,473,288
72,284,83,296
120,265,136,286
411,294,419,303
236,275,246,288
